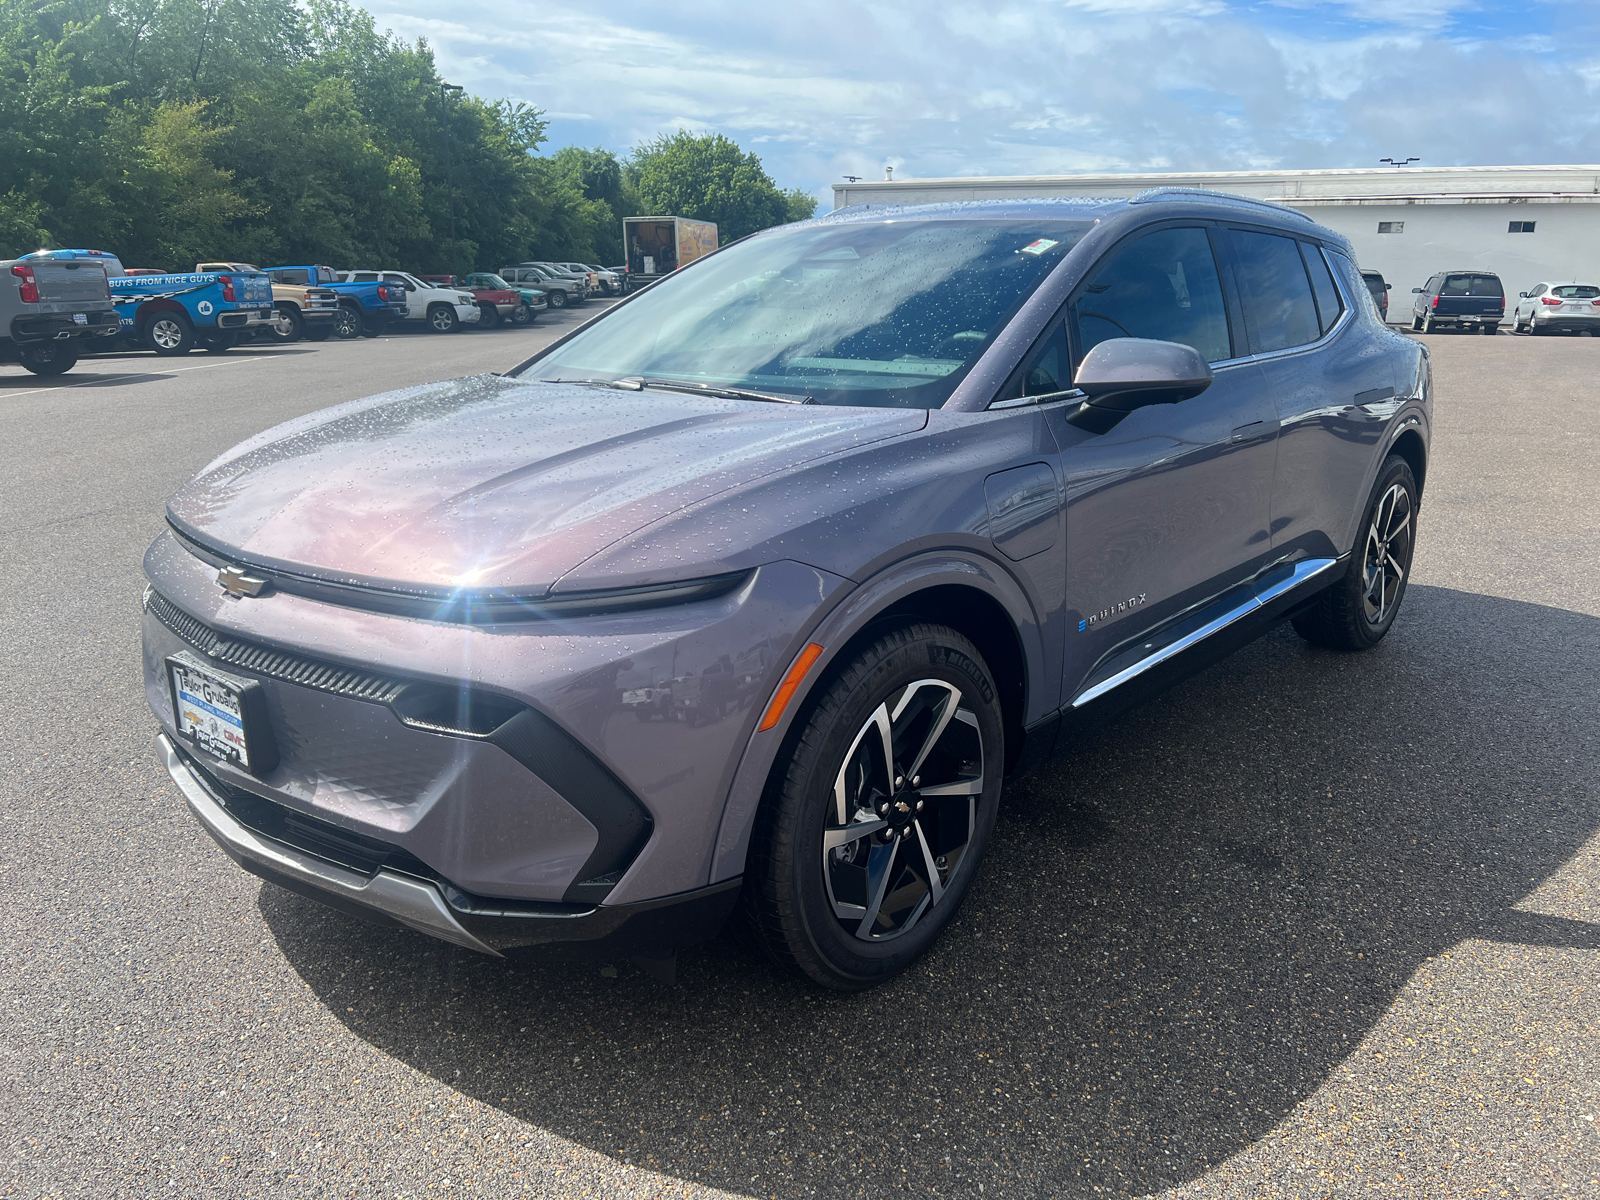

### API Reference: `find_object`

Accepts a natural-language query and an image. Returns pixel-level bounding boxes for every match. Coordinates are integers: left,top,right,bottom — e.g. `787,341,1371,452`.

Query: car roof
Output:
810,191,1349,251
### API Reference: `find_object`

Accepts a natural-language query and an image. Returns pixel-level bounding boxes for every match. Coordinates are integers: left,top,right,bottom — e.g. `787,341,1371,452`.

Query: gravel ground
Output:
1,323,1595,1198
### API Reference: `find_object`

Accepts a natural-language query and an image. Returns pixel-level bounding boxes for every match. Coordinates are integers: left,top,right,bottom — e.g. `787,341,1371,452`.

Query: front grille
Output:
146,589,407,704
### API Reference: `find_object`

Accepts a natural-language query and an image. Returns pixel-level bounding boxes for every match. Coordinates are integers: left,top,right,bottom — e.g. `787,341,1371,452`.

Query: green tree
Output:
630,131,813,243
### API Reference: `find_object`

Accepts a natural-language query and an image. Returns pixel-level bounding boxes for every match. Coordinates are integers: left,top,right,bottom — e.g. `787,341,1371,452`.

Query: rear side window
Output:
1301,244,1344,334
1072,226,1232,365
1229,229,1321,353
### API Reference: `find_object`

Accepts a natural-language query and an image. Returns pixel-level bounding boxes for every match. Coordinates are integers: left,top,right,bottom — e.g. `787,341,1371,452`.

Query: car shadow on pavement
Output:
260,584,1600,1198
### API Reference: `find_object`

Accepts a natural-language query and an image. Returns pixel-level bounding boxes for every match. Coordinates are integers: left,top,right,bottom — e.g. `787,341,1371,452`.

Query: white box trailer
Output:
832,165,1600,323
622,216,719,293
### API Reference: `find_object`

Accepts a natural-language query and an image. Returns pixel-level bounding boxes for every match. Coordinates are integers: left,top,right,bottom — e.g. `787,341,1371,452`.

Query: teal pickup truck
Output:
24,250,276,354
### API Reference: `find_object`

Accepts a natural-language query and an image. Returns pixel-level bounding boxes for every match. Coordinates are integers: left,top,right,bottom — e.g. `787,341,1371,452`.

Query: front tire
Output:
510,302,532,326
1291,455,1418,652
427,305,458,333
269,305,303,343
743,623,1003,990
477,303,500,330
546,289,567,309
333,305,363,339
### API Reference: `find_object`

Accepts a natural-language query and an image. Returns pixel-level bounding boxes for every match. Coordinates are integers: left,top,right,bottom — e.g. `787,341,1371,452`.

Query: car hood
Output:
167,375,926,595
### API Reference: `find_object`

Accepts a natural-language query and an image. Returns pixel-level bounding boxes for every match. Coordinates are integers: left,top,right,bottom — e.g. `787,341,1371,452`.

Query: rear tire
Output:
18,341,78,376
1420,313,1433,334
1482,322,1498,335
1291,455,1418,652
144,313,194,356
200,331,238,354
358,315,385,339
743,623,1003,991
477,303,500,329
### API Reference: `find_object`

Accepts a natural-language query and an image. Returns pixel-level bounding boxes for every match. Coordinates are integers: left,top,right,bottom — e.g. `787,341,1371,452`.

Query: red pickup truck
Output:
419,273,532,328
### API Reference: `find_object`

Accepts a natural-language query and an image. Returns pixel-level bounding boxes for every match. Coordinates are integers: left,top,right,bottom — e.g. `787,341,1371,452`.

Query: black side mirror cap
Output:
1067,338,1214,432
1411,288,1424,294
1518,291,1528,298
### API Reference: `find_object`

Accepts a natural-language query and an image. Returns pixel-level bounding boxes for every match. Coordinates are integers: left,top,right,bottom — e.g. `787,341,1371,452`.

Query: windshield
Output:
521,219,1090,408
473,274,510,289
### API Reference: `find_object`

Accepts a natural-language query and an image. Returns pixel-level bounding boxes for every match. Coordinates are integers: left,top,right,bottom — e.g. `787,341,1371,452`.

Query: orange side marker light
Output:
758,642,825,732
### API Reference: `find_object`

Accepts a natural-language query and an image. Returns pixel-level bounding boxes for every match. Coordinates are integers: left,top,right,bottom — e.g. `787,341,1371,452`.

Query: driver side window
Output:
1071,227,1233,365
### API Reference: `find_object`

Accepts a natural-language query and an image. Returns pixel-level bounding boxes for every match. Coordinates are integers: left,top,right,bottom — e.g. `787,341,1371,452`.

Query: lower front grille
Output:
145,589,407,704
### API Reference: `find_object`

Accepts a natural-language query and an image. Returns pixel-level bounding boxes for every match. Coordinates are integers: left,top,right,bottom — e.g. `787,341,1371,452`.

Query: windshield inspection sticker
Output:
1019,238,1060,256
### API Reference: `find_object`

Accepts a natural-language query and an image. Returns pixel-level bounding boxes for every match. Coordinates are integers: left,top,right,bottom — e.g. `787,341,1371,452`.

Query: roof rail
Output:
1129,187,1317,223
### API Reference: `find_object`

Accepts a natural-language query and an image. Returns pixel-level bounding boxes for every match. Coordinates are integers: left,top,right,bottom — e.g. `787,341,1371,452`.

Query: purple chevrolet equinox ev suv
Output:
144,192,1431,990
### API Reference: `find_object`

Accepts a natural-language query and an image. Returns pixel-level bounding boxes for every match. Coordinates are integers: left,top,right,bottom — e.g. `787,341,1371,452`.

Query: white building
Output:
832,166,1600,321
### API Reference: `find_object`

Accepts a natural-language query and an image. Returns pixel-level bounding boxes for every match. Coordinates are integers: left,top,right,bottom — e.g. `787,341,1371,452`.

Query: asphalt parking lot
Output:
2,323,1596,1199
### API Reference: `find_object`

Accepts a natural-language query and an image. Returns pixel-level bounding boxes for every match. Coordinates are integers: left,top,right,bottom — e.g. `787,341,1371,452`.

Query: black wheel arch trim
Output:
708,547,1050,887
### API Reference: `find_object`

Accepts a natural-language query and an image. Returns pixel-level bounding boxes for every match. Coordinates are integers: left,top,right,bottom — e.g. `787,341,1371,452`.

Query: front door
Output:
1042,224,1279,701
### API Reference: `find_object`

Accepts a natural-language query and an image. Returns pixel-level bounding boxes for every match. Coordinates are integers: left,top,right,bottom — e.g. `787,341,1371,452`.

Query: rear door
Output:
1226,229,1392,562
1048,222,1279,700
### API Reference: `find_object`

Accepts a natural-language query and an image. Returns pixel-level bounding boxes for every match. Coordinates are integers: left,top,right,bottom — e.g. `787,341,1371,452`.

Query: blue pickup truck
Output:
265,265,401,339
23,250,276,354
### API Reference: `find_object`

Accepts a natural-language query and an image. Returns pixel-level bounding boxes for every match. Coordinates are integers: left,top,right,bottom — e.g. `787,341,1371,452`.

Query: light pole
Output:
439,82,464,280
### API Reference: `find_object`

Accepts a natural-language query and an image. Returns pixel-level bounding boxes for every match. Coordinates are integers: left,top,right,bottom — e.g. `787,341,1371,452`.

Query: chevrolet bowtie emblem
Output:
216,565,267,599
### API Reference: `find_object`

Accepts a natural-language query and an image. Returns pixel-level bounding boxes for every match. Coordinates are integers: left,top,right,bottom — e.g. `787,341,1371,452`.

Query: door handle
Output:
1230,420,1265,443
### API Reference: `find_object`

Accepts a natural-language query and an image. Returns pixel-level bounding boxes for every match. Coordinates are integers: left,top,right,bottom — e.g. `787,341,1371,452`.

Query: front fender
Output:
708,548,1051,885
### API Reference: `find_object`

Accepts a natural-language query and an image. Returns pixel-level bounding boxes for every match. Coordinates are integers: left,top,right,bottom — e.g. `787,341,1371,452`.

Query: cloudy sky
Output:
364,0,1600,202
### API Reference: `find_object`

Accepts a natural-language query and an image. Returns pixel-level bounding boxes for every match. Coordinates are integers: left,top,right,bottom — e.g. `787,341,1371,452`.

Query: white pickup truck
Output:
339,271,480,332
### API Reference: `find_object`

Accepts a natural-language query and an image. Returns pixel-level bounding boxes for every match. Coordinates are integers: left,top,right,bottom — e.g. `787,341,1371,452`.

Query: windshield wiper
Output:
538,376,812,404
634,377,812,404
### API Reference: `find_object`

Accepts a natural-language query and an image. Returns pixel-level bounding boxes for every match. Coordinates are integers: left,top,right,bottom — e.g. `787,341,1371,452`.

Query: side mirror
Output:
1383,283,1392,291
1068,338,1213,431
1518,291,1528,298
1411,287,1424,294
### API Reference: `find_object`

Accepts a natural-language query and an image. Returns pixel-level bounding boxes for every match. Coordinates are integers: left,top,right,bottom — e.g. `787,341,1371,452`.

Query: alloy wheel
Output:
150,318,184,350
822,679,984,942
1361,482,1412,626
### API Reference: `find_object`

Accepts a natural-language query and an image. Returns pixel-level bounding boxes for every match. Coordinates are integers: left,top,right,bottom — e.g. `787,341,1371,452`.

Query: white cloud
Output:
362,0,1600,199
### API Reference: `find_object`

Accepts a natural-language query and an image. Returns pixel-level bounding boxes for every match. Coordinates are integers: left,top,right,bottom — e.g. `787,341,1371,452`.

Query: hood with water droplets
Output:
167,375,926,593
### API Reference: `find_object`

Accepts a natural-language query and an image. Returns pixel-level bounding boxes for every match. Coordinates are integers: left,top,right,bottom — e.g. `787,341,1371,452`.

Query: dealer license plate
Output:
72,312,87,325
168,652,255,769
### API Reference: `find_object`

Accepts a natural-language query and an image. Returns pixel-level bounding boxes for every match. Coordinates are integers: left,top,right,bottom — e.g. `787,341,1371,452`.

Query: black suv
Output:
1411,270,1504,334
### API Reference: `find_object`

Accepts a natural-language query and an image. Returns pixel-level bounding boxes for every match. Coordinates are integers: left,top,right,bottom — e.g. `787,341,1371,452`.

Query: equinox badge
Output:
216,565,267,599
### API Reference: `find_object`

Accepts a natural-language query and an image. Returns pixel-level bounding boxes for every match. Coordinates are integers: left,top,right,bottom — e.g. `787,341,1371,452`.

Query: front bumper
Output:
456,303,481,323
159,732,741,959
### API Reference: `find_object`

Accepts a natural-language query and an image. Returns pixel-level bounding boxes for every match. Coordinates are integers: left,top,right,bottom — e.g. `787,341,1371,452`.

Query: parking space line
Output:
0,354,264,401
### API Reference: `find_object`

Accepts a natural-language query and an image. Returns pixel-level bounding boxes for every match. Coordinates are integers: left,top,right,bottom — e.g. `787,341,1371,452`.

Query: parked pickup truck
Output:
264,265,399,340
199,262,339,343
3,250,122,375
422,273,544,327
340,270,480,332
499,263,587,309
68,252,276,354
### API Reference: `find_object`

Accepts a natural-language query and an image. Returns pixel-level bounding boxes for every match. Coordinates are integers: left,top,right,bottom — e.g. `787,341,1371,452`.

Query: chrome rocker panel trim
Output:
1071,556,1341,709
157,731,503,957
